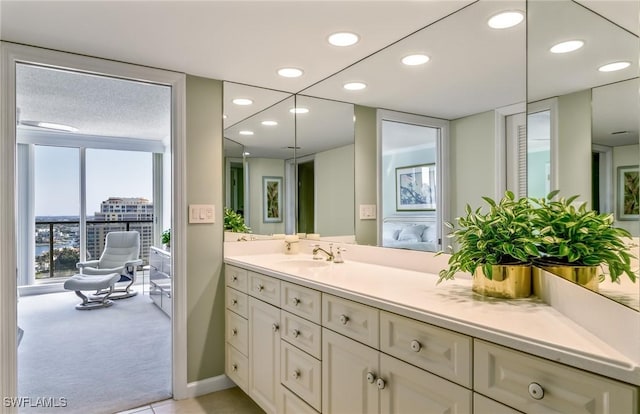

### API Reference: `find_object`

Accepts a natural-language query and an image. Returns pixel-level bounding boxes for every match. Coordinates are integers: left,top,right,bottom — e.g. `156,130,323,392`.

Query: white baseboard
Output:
181,374,235,399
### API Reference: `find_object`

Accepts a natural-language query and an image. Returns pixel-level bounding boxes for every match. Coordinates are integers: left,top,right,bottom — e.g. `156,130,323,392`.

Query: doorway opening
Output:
15,61,173,413
297,160,315,234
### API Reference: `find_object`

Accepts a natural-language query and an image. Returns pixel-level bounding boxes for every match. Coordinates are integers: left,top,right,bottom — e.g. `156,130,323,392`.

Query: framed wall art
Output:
617,165,639,221
263,176,283,223
396,164,436,211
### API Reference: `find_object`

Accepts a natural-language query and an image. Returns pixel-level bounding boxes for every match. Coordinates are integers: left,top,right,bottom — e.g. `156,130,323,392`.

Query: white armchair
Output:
76,230,143,300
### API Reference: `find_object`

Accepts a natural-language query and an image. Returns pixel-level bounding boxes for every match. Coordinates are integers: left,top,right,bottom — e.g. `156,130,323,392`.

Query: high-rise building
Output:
87,197,154,263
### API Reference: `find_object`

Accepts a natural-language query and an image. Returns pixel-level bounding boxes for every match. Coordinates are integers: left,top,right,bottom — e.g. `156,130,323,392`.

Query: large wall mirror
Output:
527,0,639,310
223,0,638,310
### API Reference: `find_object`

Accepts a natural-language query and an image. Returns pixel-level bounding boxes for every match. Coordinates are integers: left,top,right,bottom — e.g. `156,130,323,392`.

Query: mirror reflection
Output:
527,0,639,310
295,95,355,240
223,82,295,236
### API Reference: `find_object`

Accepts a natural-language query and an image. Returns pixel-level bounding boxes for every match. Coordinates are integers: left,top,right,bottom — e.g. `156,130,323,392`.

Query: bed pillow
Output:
421,225,436,243
397,225,427,242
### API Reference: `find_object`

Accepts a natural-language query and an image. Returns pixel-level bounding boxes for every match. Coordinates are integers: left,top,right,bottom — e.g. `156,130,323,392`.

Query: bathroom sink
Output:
274,258,331,272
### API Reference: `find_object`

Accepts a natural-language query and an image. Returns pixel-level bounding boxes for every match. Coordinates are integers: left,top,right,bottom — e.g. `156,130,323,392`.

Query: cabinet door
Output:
248,297,281,414
322,328,379,414
474,340,639,414
379,353,472,414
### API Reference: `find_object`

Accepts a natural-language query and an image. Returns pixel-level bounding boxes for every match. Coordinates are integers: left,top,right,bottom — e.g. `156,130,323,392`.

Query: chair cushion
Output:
63,273,120,291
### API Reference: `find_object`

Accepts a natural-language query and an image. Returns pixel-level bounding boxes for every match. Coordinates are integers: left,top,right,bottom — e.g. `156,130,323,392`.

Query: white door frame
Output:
0,42,188,410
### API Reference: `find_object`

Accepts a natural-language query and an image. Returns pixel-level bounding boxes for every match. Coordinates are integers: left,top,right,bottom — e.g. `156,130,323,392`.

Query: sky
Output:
34,146,152,216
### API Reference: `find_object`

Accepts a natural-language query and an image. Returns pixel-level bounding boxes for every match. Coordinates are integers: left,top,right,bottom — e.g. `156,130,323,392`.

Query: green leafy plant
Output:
438,191,540,283
224,208,251,233
529,190,636,283
161,229,171,246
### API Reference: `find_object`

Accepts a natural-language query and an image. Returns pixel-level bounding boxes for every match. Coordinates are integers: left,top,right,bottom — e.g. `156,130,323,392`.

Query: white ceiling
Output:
3,0,638,153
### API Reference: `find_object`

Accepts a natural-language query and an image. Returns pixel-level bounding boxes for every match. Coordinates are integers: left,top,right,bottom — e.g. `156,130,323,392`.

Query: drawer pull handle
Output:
292,369,301,380
231,299,238,306
528,382,544,400
232,275,238,282
339,314,349,325
292,297,300,306
231,328,238,336
292,329,300,338
258,284,264,292
272,323,280,332
376,378,386,390
231,363,238,372
410,340,422,352
366,372,376,384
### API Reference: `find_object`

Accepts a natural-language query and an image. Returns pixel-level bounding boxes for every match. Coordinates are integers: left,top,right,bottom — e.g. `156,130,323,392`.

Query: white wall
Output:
247,157,286,235
557,89,592,206
450,110,495,222
315,144,355,236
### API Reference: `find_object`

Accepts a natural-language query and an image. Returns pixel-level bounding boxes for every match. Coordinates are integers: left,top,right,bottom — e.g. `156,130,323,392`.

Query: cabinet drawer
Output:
281,341,322,412
380,310,472,388
473,393,521,414
226,310,248,356
281,281,321,324
322,294,379,348
248,271,281,306
226,286,248,318
226,265,248,293
226,343,249,393
281,311,322,360
280,385,320,414
474,340,639,414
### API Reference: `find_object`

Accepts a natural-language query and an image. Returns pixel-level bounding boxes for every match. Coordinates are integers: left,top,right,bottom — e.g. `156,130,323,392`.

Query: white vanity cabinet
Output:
224,261,640,414
322,326,472,414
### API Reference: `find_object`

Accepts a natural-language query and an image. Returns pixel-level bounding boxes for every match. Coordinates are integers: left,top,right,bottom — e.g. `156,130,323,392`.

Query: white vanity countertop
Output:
225,253,640,386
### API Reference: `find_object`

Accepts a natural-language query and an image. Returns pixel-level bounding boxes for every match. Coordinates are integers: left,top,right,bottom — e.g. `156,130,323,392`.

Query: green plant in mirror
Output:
438,191,540,283
161,229,170,246
224,207,251,233
529,190,636,283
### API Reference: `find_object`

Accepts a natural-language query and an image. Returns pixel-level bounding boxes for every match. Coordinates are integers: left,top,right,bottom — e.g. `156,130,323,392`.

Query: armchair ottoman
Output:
63,273,121,310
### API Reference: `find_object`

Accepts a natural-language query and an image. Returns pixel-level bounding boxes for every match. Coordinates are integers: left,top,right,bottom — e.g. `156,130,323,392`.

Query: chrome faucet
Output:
312,244,334,261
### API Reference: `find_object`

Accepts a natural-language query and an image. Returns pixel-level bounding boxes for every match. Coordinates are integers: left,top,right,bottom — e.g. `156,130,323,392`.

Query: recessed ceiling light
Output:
232,98,253,106
289,107,309,114
242,151,250,156
261,120,278,126
402,54,430,66
550,40,584,54
239,130,254,136
343,82,367,91
328,32,359,47
488,11,524,29
277,67,304,78
21,120,78,132
598,61,631,72
222,114,228,119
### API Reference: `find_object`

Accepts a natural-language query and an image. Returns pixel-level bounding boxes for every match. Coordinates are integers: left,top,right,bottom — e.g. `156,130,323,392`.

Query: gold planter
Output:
472,264,532,299
541,265,598,292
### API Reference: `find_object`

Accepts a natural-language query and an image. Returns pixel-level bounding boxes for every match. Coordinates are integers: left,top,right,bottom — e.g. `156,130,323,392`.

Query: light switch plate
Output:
359,204,377,220
189,204,215,223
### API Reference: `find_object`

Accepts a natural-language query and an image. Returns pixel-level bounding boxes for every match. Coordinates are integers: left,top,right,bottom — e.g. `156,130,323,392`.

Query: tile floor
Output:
117,387,264,414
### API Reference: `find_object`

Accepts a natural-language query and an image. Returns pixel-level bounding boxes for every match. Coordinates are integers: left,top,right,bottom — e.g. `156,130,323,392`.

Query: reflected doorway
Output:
297,160,315,234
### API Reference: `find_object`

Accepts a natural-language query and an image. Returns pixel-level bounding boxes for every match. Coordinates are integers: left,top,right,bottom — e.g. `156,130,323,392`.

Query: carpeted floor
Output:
17,287,172,414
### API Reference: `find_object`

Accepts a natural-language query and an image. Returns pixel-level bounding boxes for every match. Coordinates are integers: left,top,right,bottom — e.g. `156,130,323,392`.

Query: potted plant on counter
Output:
529,191,636,290
224,207,251,233
438,191,540,298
